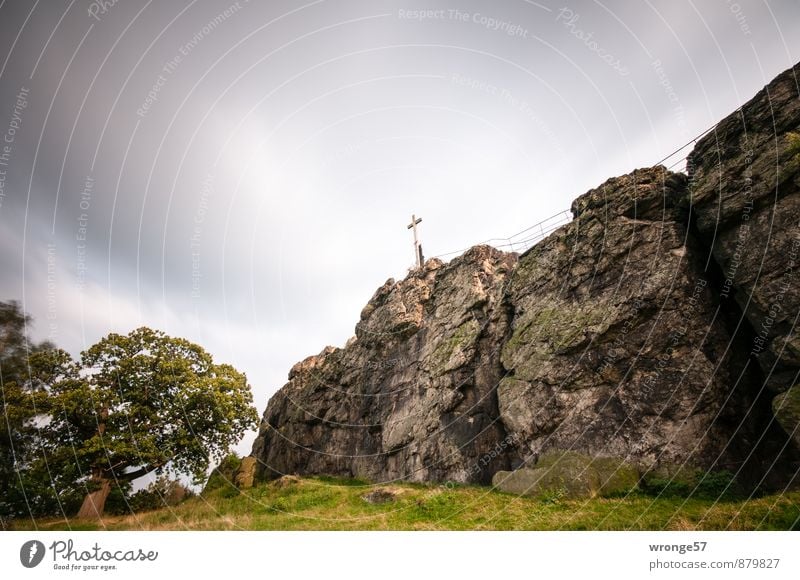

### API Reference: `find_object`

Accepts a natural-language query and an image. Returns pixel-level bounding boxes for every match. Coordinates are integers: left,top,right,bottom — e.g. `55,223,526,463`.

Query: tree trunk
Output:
77,405,111,518
77,476,112,519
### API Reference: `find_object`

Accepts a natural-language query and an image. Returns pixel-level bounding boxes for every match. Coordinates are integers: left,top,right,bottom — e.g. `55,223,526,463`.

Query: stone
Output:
250,62,800,493
589,456,640,497
499,165,746,470
688,62,800,393
234,456,257,489
361,488,402,504
273,474,301,489
492,452,639,499
251,245,518,485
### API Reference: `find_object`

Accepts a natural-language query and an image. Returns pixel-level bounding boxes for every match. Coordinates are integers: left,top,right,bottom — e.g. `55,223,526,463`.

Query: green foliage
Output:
102,481,134,515
694,470,739,499
539,487,567,505
46,327,259,509
203,453,242,494
2,304,259,521
122,476,194,514
643,468,739,500
19,475,800,531
0,300,70,522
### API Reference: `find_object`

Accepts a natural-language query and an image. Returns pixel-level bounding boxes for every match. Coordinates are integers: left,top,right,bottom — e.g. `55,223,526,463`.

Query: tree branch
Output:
108,463,164,482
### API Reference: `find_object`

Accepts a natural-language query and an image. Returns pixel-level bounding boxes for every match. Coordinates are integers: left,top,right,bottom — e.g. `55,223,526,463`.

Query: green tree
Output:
0,301,63,524
46,327,258,518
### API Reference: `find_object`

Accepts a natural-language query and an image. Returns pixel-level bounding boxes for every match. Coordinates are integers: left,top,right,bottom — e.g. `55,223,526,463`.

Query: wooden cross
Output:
407,214,424,268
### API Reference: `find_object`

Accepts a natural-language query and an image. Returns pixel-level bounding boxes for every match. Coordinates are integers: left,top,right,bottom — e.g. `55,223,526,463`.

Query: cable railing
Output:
428,121,719,262
429,209,573,260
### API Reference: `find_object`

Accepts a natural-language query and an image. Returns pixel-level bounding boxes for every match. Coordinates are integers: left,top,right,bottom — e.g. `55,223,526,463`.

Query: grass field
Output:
14,476,800,531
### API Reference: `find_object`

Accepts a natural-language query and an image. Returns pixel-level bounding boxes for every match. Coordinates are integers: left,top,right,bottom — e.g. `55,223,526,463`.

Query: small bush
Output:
203,454,242,494
126,476,194,513
694,470,739,499
643,468,739,500
104,482,133,515
540,487,567,504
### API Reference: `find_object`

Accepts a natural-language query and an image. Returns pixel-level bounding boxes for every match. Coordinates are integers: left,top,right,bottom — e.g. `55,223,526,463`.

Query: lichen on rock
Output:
248,62,800,493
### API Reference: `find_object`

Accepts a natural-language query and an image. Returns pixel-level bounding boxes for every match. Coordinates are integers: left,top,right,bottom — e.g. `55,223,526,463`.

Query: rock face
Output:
687,62,800,478
251,247,518,484
499,167,744,470
250,63,800,491
772,386,800,448
689,63,800,381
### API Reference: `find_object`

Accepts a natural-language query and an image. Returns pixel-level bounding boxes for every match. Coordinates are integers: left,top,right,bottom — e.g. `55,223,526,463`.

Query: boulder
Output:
234,456,257,489
361,488,402,504
492,452,639,499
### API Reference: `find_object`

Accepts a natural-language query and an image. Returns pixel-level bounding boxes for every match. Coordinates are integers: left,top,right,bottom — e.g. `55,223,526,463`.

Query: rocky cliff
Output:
250,62,800,491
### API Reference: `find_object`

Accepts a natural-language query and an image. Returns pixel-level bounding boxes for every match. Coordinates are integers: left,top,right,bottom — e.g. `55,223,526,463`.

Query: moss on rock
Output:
501,302,611,382
773,386,800,447
492,451,639,499
426,319,481,375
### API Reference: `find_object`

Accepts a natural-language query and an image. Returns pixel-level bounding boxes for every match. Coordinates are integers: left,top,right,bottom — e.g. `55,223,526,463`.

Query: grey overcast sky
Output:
1,0,799,454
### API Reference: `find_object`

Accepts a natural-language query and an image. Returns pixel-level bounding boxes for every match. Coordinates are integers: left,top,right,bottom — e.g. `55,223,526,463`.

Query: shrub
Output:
643,467,739,500
203,454,242,494
125,476,194,513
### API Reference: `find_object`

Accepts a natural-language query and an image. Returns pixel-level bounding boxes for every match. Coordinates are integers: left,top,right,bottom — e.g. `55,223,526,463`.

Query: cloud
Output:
1,0,799,459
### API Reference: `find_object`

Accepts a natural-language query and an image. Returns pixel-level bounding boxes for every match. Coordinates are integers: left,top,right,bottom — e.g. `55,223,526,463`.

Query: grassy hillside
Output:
16,476,800,531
